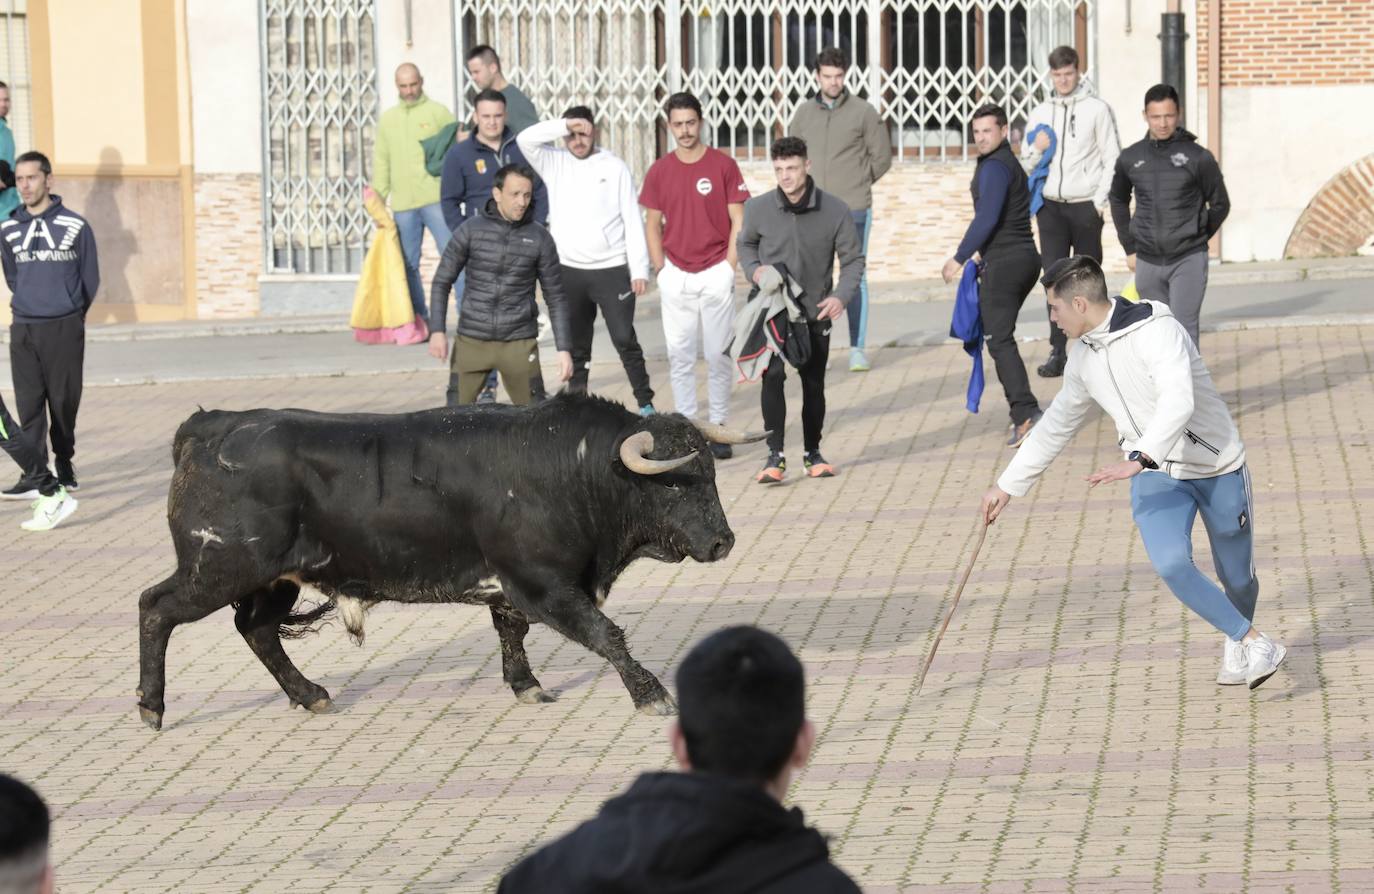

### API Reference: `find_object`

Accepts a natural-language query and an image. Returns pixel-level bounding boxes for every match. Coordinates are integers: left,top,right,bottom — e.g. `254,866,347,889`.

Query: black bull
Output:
136,394,762,731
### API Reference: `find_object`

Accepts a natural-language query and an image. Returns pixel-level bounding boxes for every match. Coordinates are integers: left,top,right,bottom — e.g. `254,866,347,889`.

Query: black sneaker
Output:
56,458,79,492
710,442,733,461
1037,348,1067,378
755,452,785,484
1,478,42,501
803,450,836,478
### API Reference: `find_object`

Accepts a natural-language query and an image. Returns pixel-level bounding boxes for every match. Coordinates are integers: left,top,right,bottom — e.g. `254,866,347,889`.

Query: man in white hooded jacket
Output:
1020,46,1119,379
980,256,1286,690
518,106,656,413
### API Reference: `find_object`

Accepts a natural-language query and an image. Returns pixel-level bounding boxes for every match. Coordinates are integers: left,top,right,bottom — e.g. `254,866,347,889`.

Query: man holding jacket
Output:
942,104,1043,447
1019,45,1119,377
517,107,656,413
1109,83,1230,348
738,137,864,483
981,256,1285,691
787,46,890,373
427,163,571,404
2,151,99,500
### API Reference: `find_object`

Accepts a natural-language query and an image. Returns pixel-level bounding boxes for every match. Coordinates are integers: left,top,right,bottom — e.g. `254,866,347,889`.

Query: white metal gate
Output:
456,0,1093,175
259,0,378,275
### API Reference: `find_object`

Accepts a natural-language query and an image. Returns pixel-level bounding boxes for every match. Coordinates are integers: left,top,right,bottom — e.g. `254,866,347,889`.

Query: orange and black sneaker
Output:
803,450,836,478
755,452,786,484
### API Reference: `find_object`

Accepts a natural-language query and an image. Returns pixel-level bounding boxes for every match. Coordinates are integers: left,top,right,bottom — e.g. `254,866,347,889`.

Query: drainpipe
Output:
1160,0,1188,119
1208,0,1222,259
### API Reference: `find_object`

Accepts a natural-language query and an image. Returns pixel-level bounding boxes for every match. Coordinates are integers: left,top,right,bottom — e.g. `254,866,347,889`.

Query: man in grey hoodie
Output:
738,137,864,483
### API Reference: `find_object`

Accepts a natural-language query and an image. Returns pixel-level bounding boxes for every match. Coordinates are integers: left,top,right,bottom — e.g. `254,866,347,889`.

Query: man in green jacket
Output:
371,63,454,324
0,81,17,219
788,47,890,373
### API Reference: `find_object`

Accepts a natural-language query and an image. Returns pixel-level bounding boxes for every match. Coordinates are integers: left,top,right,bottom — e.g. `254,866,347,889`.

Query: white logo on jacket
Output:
1170,152,1188,167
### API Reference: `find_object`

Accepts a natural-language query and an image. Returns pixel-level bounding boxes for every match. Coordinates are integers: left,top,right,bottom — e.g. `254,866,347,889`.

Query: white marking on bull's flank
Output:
507,489,514,499
463,576,505,599
576,437,587,461
245,537,261,543
191,528,223,546
309,554,333,570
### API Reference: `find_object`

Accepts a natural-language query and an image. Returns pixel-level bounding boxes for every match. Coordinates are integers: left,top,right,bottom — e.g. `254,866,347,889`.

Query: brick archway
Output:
1284,153,1374,258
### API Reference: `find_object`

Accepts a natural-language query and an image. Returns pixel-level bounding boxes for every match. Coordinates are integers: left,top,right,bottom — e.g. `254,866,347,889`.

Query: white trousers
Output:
658,258,736,424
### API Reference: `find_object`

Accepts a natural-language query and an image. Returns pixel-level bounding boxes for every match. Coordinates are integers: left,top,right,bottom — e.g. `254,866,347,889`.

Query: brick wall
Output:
1284,152,1374,257
737,160,1128,291
1199,2,1374,87
193,174,263,318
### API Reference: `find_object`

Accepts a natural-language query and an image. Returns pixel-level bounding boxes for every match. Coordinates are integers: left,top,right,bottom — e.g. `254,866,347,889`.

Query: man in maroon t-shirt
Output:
640,92,750,459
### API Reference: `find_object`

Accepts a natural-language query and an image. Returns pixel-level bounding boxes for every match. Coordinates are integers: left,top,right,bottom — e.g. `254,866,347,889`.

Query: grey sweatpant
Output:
1135,252,1209,347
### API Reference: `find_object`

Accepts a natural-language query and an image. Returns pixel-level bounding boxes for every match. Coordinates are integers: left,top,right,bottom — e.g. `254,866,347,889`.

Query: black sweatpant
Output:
9,315,85,468
979,250,1041,426
1036,200,1103,351
562,264,654,408
0,394,58,495
761,322,830,455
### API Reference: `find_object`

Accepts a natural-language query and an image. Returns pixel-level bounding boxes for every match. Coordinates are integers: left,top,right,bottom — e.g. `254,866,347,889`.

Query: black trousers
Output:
1036,200,1104,351
0,394,57,494
9,315,85,468
562,264,654,408
979,250,1041,426
761,322,830,454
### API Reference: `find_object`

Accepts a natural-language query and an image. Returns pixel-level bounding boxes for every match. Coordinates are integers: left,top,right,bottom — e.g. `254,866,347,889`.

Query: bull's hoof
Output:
515,686,557,705
139,706,163,731
636,694,678,716
304,697,335,714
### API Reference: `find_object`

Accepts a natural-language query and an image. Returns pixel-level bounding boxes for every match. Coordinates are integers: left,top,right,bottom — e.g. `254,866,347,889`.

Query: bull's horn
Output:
619,431,697,475
692,420,770,445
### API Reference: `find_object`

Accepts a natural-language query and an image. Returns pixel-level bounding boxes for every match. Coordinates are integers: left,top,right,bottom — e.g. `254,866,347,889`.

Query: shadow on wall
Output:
84,146,136,316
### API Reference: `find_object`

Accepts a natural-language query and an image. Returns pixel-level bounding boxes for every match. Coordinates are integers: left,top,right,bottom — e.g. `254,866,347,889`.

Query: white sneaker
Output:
21,489,78,531
1244,633,1287,690
1217,636,1248,685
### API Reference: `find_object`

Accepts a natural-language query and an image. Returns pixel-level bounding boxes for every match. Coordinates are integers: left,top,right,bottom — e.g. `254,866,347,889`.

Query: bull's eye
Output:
663,483,679,490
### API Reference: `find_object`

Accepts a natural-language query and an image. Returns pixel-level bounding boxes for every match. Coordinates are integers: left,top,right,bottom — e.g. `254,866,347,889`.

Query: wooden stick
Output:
916,518,989,695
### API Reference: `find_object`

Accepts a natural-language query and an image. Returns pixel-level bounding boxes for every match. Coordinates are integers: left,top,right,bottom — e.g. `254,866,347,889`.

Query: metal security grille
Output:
259,0,378,274
456,0,665,179
456,0,1091,175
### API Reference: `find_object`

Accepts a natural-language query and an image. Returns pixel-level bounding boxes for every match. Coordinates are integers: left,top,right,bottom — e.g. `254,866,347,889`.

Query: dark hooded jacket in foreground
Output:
498,771,861,894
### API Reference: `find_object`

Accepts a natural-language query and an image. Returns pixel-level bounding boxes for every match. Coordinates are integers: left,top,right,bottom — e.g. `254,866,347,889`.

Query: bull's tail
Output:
278,598,336,640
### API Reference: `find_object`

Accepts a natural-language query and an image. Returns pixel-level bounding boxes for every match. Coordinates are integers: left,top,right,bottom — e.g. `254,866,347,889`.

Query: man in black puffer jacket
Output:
1109,83,1230,348
428,163,573,405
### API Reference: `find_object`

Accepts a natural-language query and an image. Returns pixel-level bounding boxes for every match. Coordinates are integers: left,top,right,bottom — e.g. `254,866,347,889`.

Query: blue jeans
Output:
849,208,872,349
394,202,451,319
1130,466,1259,641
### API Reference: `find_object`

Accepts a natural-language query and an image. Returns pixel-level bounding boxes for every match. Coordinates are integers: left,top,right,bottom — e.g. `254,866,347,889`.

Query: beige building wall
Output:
2,0,195,326
186,0,264,318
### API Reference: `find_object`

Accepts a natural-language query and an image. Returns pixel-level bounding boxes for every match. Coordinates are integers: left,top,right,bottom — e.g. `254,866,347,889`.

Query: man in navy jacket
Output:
1,151,98,499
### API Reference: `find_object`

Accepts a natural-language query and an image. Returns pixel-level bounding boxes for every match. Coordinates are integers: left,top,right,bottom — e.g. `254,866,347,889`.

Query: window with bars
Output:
457,0,1091,175
260,0,378,275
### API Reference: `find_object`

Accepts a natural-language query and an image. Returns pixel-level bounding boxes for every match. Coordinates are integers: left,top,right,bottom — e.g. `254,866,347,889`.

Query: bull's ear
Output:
619,431,696,475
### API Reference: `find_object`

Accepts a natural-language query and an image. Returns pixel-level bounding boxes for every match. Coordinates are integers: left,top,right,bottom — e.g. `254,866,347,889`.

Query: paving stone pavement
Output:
1,326,1372,893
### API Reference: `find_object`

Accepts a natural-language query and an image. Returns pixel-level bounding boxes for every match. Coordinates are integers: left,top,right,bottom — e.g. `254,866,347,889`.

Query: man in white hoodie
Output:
517,106,656,414
1020,46,1119,379
980,256,1286,691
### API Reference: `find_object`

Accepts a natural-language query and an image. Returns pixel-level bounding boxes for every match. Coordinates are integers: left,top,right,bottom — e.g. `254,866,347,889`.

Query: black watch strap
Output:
1129,450,1158,470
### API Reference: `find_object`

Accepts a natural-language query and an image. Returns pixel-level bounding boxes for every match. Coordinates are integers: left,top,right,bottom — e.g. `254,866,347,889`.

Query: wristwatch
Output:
1128,450,1158,470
